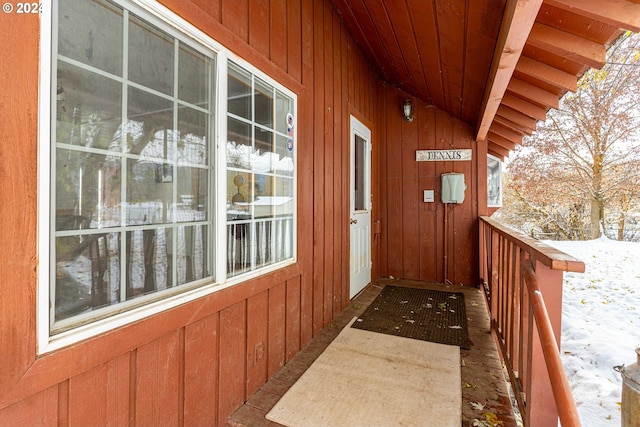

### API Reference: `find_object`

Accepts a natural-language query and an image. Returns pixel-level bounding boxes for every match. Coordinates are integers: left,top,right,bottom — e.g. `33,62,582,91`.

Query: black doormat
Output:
351,285,471,349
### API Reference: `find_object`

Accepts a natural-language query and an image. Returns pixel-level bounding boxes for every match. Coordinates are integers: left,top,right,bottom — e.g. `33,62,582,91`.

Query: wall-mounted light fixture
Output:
403,98,414,122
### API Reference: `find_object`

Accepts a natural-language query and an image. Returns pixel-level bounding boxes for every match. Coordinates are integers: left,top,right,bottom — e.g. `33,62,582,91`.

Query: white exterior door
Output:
349,116,372,298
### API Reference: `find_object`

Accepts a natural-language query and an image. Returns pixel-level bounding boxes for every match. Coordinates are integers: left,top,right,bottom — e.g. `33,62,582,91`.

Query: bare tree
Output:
504,32,640,240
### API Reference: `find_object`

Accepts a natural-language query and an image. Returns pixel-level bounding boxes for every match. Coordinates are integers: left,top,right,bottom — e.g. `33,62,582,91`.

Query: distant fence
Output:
479,216,585,427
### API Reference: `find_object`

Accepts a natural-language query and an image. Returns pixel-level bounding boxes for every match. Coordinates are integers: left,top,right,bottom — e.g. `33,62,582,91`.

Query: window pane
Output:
175,166,208,222
178,106,208,166
58,0,123,76
127,87,174,158
228,64,251,119
126,227,175,296
227,171,251,218
56,149,122,230
227,118,252,169
254,174,274,218
126,158,170,225
275,134,294,176
128,15,174,95
355,135,366,211
178,43,212,107
56,62,122,151
276,91,292,134
55,231,121,320
255,78,273,127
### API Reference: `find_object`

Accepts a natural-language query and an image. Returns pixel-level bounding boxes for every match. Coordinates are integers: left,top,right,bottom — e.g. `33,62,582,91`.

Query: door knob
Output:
350,218,358,224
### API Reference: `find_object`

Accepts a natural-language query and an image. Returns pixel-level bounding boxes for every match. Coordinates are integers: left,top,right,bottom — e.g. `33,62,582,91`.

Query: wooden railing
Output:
479,216,585,427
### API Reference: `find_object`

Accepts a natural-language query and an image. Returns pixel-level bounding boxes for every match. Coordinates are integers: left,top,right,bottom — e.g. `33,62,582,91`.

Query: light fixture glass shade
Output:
403,98,414,122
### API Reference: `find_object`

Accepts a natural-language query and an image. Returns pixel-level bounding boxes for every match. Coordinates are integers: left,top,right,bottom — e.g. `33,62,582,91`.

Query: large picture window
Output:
44,0,296,344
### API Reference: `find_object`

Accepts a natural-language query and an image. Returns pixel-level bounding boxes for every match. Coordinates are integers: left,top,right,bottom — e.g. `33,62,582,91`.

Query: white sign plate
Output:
416,149,472,162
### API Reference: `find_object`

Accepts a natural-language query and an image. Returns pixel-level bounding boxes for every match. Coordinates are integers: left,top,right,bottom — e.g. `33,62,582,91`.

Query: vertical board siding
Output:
312,0,326,336
184,314,219,426
0,386,58,427
322,0,336,326
0,0,378,426
218,301,247,422
246,291,269,397
378,84,478,286
267,283,286,377
68,355,130,427
249,0,270,57
135,331,182,426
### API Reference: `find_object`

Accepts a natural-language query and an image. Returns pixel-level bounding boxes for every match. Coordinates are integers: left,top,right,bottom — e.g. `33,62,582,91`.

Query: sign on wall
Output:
416,149,472,162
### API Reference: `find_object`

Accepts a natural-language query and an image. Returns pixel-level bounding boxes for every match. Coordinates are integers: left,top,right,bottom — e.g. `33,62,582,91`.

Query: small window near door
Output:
354,135,367,212
488,154,503,207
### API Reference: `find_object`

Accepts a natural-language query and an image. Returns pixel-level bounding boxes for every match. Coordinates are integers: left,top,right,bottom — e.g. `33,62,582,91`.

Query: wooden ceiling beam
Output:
495,114,535,135
507,78,559,109
544,0,640,33
527,22,606,68
488,131,518,151
488,144,511,159
475,0,544,142
497,104,539,130
516,56,578,92
501,93,549,121
490,122,524,144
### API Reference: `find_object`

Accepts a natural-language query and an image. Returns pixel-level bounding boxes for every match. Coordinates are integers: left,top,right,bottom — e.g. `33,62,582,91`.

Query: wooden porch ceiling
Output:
330,0,640,159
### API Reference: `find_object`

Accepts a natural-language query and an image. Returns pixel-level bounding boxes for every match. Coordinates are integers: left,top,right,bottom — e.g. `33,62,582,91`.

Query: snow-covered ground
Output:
544,235,640,426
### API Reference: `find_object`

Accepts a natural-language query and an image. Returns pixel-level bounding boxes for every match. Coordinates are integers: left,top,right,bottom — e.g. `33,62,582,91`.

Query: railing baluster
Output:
479,216,584,426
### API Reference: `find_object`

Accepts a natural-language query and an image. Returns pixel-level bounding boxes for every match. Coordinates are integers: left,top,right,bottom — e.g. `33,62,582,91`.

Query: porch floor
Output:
227,278,519,427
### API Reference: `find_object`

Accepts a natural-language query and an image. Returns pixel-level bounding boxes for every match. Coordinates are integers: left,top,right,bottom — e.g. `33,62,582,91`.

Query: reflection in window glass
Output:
52,0,214,331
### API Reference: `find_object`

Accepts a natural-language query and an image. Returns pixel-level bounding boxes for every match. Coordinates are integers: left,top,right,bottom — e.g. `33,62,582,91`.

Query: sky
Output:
543,235,640,426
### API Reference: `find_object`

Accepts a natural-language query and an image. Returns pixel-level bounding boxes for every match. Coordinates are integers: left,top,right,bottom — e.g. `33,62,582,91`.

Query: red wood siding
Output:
376,84,480,286
0,1,377,426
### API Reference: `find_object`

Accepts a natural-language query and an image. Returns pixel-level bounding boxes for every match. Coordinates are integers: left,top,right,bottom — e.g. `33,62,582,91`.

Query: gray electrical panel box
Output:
441,173,466,204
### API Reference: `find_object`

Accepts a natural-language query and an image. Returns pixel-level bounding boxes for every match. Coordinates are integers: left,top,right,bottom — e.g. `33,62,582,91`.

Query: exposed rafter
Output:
475,0,544,143
545,0,640,33
528,23,606,69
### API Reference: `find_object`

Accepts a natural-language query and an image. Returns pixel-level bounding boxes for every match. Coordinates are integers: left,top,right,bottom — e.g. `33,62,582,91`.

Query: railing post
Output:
527,259,564,426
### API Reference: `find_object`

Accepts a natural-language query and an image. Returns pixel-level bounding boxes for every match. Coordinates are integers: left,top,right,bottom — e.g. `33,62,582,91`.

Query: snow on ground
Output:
544,235,640,426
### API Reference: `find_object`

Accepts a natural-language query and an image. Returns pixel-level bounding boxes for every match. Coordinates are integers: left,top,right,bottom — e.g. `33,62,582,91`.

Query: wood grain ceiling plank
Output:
335,0,398,84
544,0,640,33
501,93,548,121
507,78,559,109
435,0,468,118
490,122,524,144
528,22,606,68
384,1,431,103
364,0,414,93
461,0,506,125
497,104,538,130
494,115,534,135
487,130,518,151
515,56,577,92
406,0,444,107
475,0,544,142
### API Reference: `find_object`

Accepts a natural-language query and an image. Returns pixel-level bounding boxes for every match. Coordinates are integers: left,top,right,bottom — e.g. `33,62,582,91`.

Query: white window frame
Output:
37,0,297,354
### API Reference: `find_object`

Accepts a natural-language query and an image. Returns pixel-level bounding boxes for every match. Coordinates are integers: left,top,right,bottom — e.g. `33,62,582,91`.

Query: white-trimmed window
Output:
42,0,296,346
226,62,295,276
